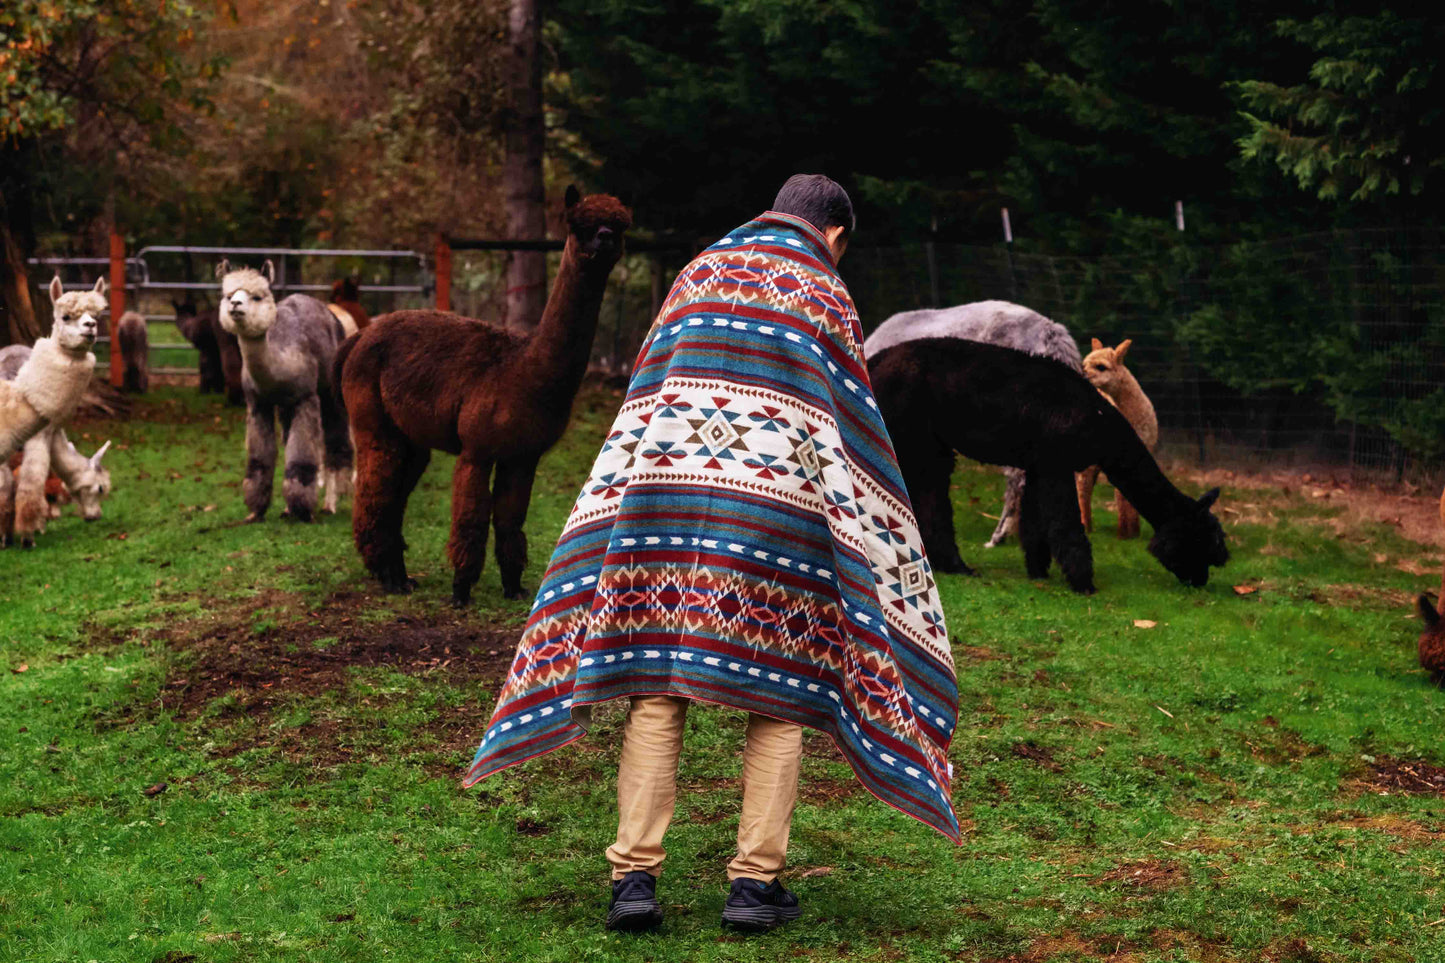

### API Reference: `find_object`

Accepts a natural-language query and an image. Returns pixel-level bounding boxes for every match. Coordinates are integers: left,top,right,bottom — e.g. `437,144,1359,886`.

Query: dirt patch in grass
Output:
154,589,520,719
1175,463,1445,551
1239,725,1327,766
1096,859,1188,892
1331,814,1444,845
1264,580,1418,608
1365,756,1445,796
1010,741,1062,771
977,931,1146,963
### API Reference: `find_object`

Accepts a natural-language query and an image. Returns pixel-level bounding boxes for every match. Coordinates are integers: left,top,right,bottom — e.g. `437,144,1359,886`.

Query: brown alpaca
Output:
1416,486,1445,684
328,278,371,337
339,187,632,604
175,300,244,405
117,310,149,393
1076,338,1158,538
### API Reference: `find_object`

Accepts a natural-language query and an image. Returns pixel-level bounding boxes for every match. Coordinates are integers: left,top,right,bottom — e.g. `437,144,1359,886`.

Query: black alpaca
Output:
868,338,1228,594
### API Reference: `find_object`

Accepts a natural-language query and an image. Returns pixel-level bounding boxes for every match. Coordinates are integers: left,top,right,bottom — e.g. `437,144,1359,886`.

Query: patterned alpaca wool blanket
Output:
465,212,960,840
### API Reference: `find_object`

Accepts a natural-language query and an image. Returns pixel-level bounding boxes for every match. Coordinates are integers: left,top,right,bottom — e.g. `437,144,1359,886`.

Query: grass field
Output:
2,385,1444,963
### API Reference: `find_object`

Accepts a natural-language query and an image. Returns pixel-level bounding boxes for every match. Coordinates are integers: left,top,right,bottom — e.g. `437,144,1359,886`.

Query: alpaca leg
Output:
14,432,52,548
242,397,278,522
492,458,538,600
1076,466,1100,532
1019,469,1051,581
986,468,1024,548
279,397,323,523
1116,490,1141,540
1037,469,1095,594
0,466,13,548
352,432,418,592
320,389,354,514
899,441,973,576
447,453,495,607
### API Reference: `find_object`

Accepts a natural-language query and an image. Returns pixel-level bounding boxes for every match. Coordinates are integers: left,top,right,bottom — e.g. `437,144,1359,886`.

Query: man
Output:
465,174,959,933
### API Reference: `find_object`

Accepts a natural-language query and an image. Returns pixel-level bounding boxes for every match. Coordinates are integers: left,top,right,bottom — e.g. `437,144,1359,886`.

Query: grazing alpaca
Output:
864,300,1083,549
869,337,1228,594
339,187,632,604
1414,487,1445,684
0,277,102,539
1076,338,1159,538
2,429,111,547
175,300,244,404
327,278,370,338
216,259,353,522
117,310,149,393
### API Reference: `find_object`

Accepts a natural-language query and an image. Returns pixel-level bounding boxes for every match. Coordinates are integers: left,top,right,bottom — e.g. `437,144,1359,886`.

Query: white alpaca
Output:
0,277,101,538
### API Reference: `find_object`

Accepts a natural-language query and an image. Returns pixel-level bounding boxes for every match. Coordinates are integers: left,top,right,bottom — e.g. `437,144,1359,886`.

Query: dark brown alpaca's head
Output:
332,277,361,301
564,185,632,269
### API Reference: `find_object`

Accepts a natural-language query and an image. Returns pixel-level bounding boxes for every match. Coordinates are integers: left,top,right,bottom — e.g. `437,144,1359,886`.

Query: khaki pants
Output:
606,694,802,882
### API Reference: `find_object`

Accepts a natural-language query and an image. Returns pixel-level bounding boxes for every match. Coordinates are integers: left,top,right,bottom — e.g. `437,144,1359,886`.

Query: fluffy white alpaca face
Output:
49,276,105,354
218,261,278,339
72,464,112,520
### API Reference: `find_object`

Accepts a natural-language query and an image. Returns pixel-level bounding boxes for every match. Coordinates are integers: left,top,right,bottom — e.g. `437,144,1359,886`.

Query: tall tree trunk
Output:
0,218,41,349
503,0,547,332
0,147,42,348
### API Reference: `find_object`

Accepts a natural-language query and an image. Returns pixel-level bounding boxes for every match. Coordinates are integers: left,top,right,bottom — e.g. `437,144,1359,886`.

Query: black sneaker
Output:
721,877,801,932
606,870,663,932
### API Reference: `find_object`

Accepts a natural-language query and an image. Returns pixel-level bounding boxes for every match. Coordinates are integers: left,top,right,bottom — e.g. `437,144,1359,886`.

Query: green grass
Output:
2,386,1443,962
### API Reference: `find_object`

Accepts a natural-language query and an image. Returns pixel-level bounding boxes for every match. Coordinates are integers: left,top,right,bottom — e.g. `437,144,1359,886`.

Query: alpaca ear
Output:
564,184,581,210
1114,339,1132,362
91,440,111,467
1091,337,1103,351
1197,487,1220,510
92,276,108,296
1420,594,1441,628
49,275,63,304
262,260,276,285
215,259,230,279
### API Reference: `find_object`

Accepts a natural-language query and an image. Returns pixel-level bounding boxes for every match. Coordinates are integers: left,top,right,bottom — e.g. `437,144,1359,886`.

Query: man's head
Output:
771,174,854,261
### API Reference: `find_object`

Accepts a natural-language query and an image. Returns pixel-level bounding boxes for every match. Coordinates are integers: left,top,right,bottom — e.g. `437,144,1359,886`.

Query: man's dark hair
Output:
772,174,855,238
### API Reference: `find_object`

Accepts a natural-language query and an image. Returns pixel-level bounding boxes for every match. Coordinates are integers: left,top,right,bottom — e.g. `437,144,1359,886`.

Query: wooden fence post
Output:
108,231,126,388
435,233,452,313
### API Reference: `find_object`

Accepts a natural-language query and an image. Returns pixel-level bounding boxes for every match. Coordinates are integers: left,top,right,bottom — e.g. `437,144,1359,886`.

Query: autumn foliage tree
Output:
0,0,220,346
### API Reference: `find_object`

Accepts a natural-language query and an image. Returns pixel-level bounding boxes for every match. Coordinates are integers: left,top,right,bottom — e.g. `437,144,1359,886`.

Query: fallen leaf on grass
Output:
1133,620,1156,629
1232,585,1258,596
799,866,834,878
143,782,168,797
10,664,27,674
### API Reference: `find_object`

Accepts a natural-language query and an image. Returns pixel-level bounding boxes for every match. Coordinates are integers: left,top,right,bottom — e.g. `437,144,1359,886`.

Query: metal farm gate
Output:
31,240,431,386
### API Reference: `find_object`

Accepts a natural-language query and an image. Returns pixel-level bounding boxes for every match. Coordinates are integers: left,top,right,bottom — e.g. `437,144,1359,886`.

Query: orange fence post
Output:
108,231,126,388
435,233,452,313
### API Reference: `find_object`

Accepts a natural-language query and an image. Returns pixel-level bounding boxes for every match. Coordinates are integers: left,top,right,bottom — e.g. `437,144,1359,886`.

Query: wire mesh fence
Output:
843,227,1445,480
454,228,1445,480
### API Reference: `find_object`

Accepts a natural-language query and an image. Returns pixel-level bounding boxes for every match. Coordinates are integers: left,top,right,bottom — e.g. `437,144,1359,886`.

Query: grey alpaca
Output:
216,259,353,522
864,300,1083,548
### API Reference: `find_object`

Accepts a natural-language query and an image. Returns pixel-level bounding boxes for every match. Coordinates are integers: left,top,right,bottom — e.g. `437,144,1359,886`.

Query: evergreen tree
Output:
1236,8,1445,202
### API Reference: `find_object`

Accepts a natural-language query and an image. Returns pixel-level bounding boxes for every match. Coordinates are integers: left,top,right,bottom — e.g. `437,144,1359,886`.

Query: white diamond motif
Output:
793,437,821,478
897,559,928,598
698,411,740,452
